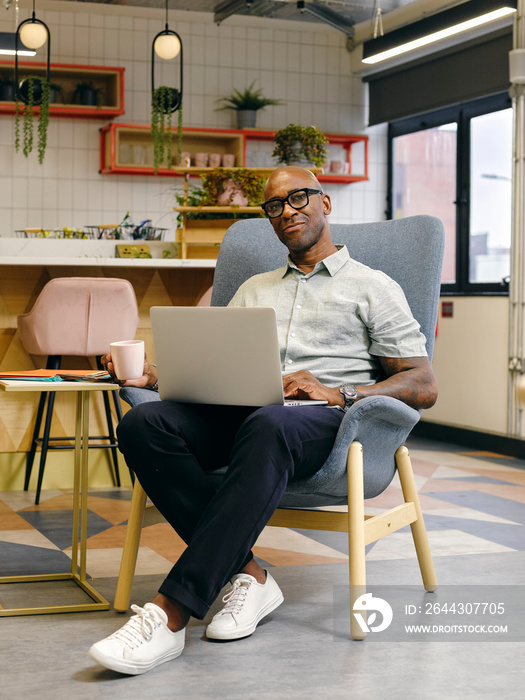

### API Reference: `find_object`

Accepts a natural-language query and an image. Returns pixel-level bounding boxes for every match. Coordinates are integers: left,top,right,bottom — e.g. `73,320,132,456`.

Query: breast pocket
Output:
313,301,362,347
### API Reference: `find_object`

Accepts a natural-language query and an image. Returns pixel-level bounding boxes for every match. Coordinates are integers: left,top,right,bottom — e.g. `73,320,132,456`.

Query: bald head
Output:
264,166,322,200
262,166,335,268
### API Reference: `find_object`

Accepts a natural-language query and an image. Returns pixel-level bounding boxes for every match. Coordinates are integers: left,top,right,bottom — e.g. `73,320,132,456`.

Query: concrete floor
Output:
2,435,525,699
2,552,524,700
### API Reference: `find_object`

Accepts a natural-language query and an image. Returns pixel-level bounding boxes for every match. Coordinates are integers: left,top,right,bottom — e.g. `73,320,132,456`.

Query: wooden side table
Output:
0,379,120,616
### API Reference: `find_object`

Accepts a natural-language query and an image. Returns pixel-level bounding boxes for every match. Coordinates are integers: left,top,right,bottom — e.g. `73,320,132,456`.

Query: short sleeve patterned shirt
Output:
228,245,427,387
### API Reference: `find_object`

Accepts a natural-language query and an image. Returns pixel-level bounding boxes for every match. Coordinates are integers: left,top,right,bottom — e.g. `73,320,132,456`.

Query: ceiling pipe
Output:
296,1,355,39
214,0,254,25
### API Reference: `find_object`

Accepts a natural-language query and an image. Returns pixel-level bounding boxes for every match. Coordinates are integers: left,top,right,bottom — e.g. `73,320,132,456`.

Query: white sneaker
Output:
88,603,185,675
206,570,283,641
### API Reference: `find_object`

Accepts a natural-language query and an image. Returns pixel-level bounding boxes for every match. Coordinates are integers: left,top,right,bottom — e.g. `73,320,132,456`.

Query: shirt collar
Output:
283,245,350,278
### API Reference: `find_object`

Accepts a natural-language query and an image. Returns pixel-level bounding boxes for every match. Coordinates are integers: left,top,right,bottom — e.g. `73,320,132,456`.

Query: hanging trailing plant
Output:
151,85,183,174
37,80,50,164
14,75,50,164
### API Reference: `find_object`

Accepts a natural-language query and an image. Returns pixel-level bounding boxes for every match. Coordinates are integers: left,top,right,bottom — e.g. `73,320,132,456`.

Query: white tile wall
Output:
0,1,388,239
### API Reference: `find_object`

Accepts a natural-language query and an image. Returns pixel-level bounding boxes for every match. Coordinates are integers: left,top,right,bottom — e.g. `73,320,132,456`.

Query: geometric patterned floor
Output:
1,436,524,586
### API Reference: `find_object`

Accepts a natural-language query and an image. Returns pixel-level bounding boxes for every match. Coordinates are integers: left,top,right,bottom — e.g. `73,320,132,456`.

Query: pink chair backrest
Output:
17,277,139,357
196,286,213,307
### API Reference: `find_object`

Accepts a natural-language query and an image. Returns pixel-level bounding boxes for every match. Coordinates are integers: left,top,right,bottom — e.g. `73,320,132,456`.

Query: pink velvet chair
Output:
17,277,139,504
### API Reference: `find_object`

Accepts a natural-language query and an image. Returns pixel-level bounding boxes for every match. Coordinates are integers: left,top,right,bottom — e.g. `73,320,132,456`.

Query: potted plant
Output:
174,168,264,259
0,75,16,101
215,81,284,129
14,76,50,164
151,86,183,174
272,123,329,167
72,81,103,106
49,82,63,104
201,167,265,207
174,168,265,222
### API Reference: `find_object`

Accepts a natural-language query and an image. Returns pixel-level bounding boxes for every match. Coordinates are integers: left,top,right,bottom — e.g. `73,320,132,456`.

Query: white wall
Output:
0,0,387,239
424,297,509,435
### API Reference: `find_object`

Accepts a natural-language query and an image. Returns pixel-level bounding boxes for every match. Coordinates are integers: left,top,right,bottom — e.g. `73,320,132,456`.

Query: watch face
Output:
341,384,357,406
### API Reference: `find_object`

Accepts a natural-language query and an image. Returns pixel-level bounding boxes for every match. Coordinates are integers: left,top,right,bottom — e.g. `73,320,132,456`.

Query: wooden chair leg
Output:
395,445,438,592
113,480,148,612
347,440,367,640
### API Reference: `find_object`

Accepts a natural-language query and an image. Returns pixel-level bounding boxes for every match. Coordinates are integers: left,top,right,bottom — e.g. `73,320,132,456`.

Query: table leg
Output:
0,388,111,616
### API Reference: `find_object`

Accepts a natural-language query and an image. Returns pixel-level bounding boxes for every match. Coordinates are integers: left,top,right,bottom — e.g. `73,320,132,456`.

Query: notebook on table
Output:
150,306,328,408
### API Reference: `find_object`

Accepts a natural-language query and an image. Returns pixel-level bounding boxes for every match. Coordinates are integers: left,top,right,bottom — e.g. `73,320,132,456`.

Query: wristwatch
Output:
339,383,358,410
150,364,158,392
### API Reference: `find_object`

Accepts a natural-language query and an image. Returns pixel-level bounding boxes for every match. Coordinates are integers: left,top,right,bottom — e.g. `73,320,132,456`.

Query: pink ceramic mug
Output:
330,160,344,173
209,153,222,167
109,340,145,380
222,153,236,168
195,153,209,167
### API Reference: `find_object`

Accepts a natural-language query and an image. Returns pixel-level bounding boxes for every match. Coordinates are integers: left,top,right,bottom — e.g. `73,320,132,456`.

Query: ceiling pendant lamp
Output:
15,0,51,104
151,0,183,111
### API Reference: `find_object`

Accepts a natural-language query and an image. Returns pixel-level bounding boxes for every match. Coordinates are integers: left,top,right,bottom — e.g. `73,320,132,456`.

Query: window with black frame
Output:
388,92,512,295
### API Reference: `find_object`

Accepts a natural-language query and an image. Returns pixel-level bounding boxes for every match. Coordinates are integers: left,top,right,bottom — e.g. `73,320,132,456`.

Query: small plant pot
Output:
19,77,44,104
156,87,181,114
236,110,257,129
78,88,99,106
0,82,15,101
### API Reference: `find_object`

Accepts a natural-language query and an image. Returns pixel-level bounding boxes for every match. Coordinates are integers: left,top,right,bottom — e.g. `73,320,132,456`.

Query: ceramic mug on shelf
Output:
119,143,131,165
209,153,222,167
222,153,236,168
330,160,344,174
144,146,154,166
132,145,145,166
195,153,209,167
178,151,191,167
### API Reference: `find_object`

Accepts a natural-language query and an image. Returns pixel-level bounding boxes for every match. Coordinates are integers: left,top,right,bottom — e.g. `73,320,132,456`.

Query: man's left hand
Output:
282,370,344,407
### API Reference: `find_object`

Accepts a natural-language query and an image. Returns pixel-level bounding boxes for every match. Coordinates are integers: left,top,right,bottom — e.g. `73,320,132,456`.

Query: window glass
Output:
469,108,512,284
392,125,457,284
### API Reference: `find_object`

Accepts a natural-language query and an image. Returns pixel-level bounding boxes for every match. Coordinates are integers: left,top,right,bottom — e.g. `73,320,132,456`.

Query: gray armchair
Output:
114,215,444,639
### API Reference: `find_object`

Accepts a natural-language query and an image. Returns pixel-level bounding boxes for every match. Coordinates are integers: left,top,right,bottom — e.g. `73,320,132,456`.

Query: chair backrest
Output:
17,277,139,357
211,215,444,361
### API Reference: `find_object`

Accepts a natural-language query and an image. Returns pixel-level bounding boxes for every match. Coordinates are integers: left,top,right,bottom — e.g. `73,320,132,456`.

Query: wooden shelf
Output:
174,206,263,213
100,124,245,175
99,123,363,182
244,129,369,184
0,61,124,118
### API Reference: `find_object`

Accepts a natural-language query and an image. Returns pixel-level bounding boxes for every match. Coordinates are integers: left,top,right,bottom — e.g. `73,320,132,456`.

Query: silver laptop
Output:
150,306,328,407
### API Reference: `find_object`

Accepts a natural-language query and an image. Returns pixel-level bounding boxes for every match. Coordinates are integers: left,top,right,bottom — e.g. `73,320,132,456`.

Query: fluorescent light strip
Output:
0,49,36,56
362,7,516,65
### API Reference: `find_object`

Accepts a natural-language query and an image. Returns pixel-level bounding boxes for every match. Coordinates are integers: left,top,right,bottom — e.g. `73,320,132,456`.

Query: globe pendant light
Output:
15,0,50,105
151,0,183,113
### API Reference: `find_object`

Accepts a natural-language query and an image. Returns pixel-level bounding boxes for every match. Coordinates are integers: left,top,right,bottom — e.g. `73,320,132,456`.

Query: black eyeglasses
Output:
261,188,323,219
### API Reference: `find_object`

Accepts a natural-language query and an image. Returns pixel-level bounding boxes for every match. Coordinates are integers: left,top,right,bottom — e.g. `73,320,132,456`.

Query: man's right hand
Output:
100,352,157,389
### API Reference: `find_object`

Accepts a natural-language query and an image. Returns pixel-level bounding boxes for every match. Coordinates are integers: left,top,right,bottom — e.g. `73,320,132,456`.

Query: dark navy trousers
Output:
117,401,344,619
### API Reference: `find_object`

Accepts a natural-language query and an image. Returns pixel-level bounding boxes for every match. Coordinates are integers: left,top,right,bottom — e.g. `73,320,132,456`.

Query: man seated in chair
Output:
89,166,438,675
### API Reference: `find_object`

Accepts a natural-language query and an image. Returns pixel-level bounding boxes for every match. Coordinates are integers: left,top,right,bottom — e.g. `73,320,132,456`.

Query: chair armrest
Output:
328,395,421,498
282,396,421,506
119,386,162,408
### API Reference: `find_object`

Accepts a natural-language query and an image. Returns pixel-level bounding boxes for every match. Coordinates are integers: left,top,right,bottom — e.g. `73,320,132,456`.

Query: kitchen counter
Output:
0,237,215,457
0,238,216,268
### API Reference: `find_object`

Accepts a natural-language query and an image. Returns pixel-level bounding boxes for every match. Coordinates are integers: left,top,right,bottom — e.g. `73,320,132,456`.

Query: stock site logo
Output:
352,593,393,634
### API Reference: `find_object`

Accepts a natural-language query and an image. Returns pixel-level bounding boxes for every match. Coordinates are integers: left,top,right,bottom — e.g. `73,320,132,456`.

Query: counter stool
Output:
17,277,139,504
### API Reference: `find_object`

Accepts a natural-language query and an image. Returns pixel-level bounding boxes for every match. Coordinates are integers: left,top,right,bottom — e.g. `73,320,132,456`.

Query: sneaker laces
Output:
217,578,252,617
109,604,162,649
